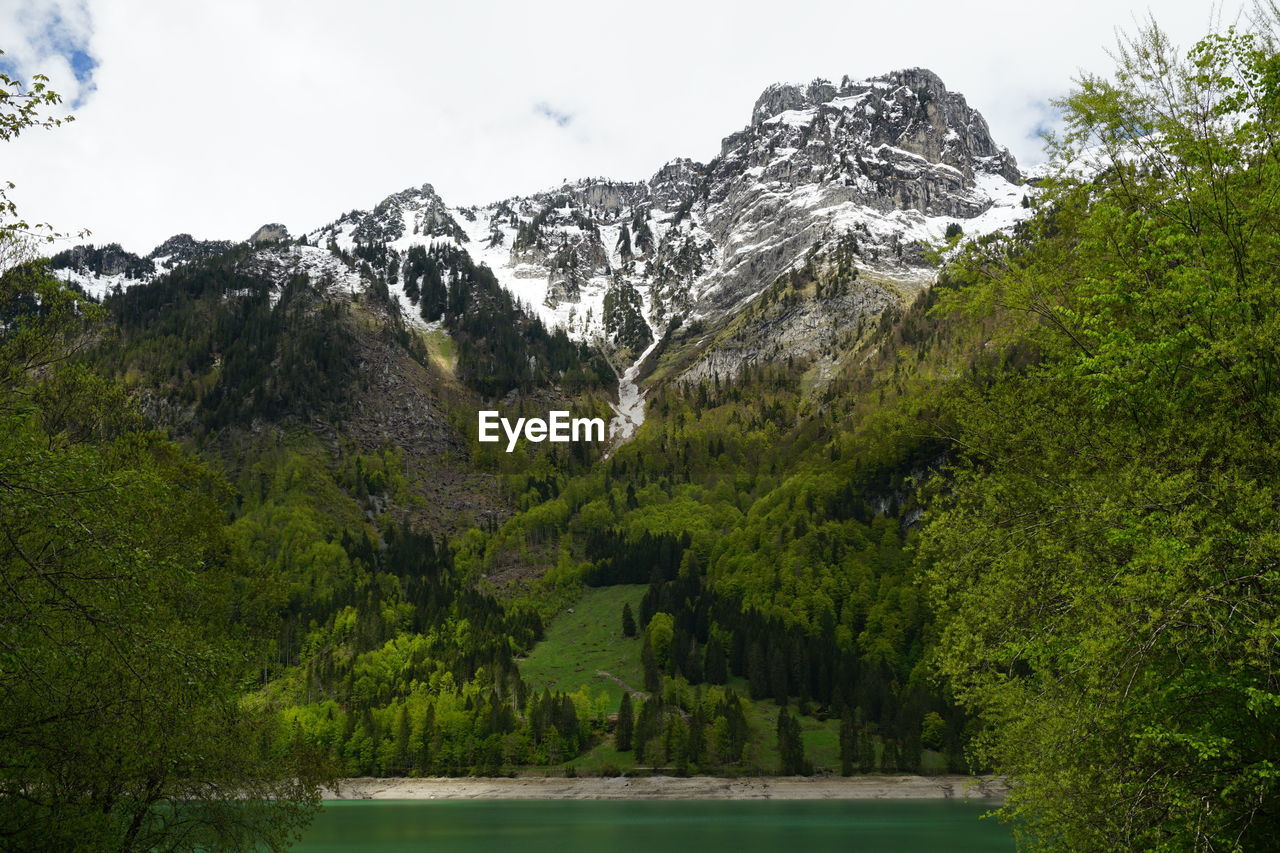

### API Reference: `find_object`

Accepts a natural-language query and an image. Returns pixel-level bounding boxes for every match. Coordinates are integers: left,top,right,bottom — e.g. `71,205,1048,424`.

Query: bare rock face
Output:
750,79,838,126
148,233,237,269
566,178,644,217
498,180,647,308
648,159,705,210
335,184,470,246
248,223,290,243
430,67,1029,377
658,67,1025,358
747,70,1018,180
48,243,154,279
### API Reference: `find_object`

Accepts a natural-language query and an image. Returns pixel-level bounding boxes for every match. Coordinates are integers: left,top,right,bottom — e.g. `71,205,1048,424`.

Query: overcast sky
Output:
1,0,1241,253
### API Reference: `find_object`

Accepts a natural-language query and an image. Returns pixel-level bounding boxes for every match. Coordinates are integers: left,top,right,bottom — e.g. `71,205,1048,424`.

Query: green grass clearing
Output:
518,584,647,707
422,329,457,376
522,589,950,776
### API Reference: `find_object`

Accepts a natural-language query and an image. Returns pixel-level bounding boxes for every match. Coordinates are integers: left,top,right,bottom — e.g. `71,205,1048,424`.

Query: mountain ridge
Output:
51,67,1033,385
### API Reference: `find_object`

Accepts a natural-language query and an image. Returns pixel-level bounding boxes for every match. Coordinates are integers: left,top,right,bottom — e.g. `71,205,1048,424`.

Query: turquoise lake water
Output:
294,799,1013,852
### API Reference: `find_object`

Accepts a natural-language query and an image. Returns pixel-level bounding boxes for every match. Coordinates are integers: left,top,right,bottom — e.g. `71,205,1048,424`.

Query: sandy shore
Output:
327,775,1006,801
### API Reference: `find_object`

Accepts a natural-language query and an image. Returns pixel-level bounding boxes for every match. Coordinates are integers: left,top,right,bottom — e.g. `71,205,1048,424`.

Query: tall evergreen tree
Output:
858,728,876,774
769,645,789,706
839,712,858,776
747,642,768,700
704,635,729,685
616,692,634,752
641,636,661,694
776,708,806,775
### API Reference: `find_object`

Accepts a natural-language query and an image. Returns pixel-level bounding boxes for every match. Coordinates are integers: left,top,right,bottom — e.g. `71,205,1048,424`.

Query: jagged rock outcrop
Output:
745,69,1018,183
327,184,469,247
687,68,1021,320
48,243,154,280
148,233,237,269
648,159,704,210
248,223,290,243
439,67,1028,376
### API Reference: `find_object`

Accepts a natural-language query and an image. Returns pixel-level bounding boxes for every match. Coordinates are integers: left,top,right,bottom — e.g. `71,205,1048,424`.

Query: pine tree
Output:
634,699,660,765
621,602,637,638
900,734,922,774
880,738,899,773
858,728,876,774
776,708,806,775
418,703,436,773
616,693,634,751
666,715,689,775
392,703,411,775
839,712,858,776
704,635,728,684
747,642,768,700
687,704,706,766
769,645,789,706
641,636,661,694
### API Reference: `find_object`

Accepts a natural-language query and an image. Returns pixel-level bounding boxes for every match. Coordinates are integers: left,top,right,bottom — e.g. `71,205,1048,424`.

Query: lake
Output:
294,799,1013,851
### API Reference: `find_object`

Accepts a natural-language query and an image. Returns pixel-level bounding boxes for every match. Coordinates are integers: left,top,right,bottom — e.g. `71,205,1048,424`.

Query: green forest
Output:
2,12,1278,853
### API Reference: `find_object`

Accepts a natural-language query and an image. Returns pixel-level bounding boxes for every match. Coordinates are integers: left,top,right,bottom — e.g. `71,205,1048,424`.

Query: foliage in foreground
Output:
923,18,1280,851
0,265,328,851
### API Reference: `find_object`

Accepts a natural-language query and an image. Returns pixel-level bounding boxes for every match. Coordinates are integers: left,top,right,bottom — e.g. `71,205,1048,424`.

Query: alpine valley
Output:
47,69,1028,774
11,15,1277,848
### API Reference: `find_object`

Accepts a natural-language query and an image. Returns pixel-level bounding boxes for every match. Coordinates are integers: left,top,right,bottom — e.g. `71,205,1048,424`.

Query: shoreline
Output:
326,774,1007,802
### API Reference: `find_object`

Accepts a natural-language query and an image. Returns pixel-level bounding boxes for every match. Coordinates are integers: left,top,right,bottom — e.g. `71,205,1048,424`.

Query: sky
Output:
1,0,1244,253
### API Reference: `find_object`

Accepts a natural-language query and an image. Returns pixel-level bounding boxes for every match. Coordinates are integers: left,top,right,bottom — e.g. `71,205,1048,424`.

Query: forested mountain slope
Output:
33,65,1025,785
7,16,1277,851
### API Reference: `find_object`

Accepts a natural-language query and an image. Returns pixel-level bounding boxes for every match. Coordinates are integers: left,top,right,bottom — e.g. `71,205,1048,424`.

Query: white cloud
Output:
2,0,1238,253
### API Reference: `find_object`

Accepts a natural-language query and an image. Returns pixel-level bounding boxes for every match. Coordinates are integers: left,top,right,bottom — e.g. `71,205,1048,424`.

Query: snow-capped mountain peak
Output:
51,68,1035,381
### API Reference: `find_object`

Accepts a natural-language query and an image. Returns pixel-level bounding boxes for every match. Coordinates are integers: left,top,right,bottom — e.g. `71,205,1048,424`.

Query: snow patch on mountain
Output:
52,267,132,301
608,336,660,446
51,65,1037,393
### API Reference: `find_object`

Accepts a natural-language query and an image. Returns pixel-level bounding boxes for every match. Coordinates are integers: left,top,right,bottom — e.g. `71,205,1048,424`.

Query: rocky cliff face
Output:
447,68,1029,380
60,68,1031,384
673,68,1023,324
747,71,1018,183
49,243,154,281
323,183,468,248
248,223,290,243
149,233,237,268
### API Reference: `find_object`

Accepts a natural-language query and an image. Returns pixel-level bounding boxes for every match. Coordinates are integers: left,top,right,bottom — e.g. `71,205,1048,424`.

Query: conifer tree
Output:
704,635,729,684
616,693,634,751
747,642,768,700
776,708,805,775
858,728,876,774
839,712,858,776
641,636,661,694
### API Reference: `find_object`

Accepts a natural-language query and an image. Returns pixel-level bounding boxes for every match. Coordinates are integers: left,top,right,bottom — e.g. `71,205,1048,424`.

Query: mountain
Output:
54,67,1029,388
31,70,1031,780
444,68,1030,380
15,17,1277,846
